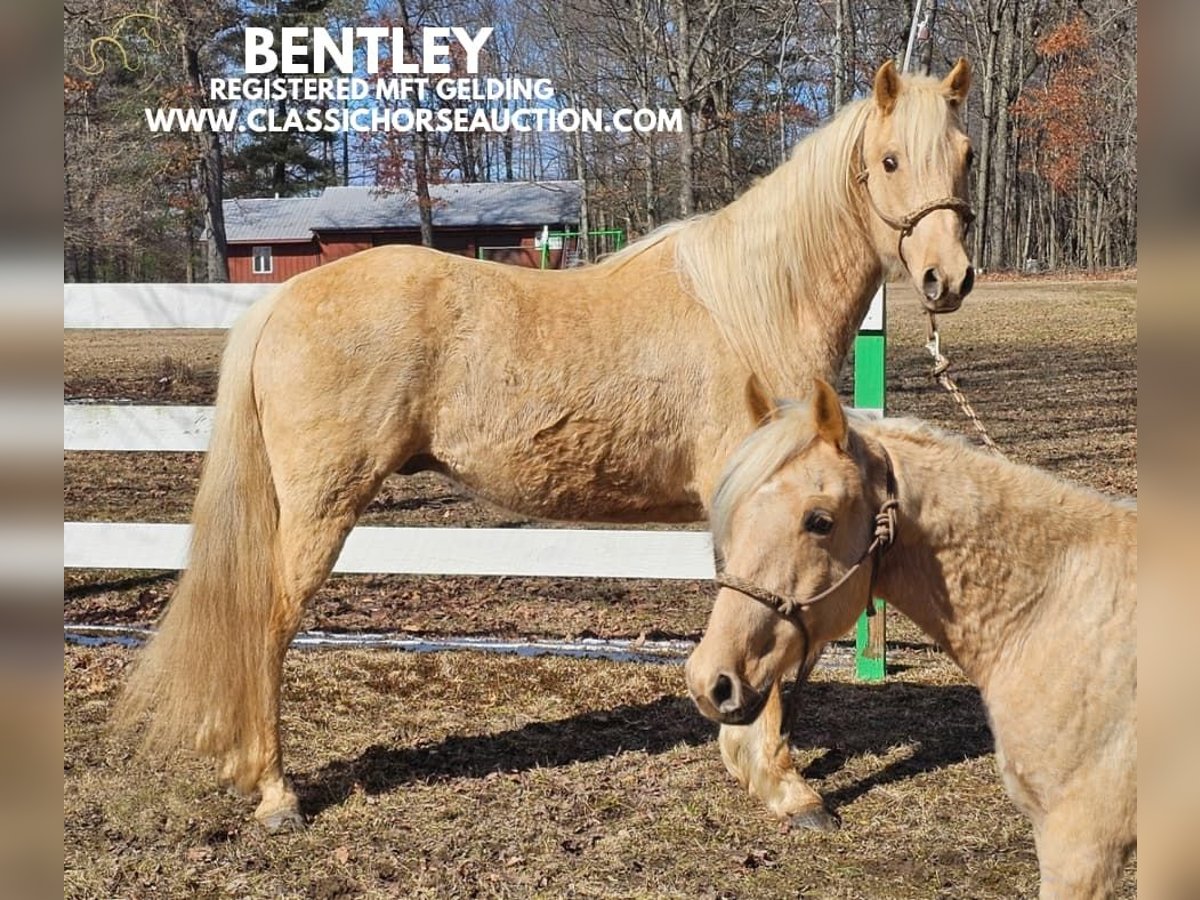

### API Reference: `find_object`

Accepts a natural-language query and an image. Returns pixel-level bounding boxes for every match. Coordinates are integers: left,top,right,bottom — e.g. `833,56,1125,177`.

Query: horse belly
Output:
430,405,705,523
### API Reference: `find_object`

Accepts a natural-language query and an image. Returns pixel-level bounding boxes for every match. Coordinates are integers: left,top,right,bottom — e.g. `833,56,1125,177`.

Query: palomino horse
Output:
687,380,1136,898
119,60,976,833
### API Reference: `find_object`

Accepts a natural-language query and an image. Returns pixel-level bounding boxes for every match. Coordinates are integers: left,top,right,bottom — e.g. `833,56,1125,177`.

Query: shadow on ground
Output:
298,680,992,821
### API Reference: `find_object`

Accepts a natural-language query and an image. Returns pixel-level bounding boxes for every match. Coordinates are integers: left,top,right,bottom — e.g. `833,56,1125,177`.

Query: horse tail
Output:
116,294,281,773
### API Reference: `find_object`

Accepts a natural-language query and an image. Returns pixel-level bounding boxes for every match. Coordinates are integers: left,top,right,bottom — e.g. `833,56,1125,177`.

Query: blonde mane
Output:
710,399,818,553
712,403,1135,555
671,100,874,395
710,406,964,551
598,76,962,397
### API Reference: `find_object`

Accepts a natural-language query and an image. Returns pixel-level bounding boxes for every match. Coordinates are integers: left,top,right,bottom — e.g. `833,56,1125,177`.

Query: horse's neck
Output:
741,178,878,389
782,237,882,388
869,429,1122,687
686,144,882,395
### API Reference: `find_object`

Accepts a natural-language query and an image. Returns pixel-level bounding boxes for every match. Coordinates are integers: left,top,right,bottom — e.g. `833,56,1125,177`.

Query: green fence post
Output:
853,285,887,682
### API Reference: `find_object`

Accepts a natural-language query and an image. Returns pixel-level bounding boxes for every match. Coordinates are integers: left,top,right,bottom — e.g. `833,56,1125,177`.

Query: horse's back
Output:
253,244,551,375
261,242,679,329
265,244,462,323
241,241,735,522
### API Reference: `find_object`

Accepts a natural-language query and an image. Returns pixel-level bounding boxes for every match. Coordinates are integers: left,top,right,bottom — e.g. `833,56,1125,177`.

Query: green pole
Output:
853,284,887,682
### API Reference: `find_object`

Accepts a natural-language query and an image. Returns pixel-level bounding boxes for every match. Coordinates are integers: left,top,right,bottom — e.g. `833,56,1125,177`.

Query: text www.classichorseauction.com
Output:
143,25,683,135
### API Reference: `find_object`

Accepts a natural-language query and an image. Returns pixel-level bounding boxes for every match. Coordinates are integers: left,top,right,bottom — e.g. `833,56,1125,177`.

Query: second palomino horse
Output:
687,380,1135,897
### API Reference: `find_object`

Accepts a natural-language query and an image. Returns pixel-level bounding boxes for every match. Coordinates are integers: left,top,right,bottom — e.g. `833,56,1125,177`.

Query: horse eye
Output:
804,511,834,536
882,155,898,173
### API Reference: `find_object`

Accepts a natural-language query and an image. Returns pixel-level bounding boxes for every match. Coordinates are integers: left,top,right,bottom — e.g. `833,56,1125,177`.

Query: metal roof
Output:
224,181,582,243
222,196,324,243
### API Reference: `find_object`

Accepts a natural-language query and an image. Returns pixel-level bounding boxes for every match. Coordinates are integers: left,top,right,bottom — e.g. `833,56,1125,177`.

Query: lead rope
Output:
924,313,1006,457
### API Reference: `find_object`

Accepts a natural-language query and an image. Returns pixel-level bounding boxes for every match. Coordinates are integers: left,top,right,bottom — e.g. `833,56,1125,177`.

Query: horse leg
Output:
1033,803,1131,900
238,451,388,832
717,681,839,831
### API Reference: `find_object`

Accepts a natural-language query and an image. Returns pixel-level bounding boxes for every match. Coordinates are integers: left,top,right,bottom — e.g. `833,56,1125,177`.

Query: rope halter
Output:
854,131,975,271
712,445,899,736
715,446,899,624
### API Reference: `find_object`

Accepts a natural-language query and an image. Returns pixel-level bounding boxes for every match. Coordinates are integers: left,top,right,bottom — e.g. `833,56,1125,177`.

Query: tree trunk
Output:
972,1,999,268
670,0,696,216
397,0,435,246
678,106,696,217
183,40,228,282
556,20,589,260
638,34,658,230
572,127,590,263
342,130,350,186
985,0,1016,270
274,97,287,195
713,78,735,203
921,0,939,74
412,128,435,247
833,0,847,111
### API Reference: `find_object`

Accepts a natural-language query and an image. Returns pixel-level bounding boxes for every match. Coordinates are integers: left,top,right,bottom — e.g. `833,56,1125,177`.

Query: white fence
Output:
64,283,717,579
64,283,271,329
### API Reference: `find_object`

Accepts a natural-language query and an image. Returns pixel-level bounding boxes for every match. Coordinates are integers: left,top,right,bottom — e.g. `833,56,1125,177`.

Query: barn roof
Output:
223,180,582,244
223,196,325,243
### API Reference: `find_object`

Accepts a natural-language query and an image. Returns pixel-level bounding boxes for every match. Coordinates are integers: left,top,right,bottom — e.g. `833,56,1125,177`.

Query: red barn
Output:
223,180,583,283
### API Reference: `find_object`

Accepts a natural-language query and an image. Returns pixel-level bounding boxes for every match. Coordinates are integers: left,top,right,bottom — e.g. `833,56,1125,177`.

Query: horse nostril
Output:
961,265,975,297
922,267,942,301
712,673,734,708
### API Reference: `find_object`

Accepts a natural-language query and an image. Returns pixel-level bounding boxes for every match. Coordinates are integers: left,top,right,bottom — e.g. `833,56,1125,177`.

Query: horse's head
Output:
686,380,879,726
859,58,976,312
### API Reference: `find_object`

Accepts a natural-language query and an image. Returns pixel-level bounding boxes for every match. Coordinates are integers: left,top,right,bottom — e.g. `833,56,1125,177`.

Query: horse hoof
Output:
258,808,306,834
789,805,841,832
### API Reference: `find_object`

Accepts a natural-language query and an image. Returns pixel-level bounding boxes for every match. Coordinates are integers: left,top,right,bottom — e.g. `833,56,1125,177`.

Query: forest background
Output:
62,0,1137,282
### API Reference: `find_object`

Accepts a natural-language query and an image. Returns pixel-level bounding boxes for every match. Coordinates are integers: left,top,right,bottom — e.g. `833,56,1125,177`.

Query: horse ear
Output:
812,378,849,452
745,374,780,425
942,57,971,106
873,60,901,115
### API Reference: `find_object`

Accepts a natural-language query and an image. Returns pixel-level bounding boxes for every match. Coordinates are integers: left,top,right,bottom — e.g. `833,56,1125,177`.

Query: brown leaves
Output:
1012,14,1104,194
1035,14,1093,58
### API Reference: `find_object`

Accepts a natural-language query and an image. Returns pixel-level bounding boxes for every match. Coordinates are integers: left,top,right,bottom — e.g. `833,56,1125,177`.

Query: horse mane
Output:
595,100,877,397
595,219,693,269
670,99,875,396
712,403,1135,554
710,398,819,553
597,76,962,396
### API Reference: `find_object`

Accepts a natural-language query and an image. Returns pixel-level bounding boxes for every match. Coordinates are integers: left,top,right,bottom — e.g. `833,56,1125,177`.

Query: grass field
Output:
64,278,1136,898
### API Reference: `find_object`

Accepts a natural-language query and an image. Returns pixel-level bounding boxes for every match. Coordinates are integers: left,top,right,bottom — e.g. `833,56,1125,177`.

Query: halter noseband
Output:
854,131,975,270
713,445,899,736
714,445,899,624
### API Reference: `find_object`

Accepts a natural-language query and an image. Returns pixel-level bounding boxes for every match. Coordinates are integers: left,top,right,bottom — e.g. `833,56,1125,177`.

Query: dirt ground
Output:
63,278,1137,898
